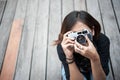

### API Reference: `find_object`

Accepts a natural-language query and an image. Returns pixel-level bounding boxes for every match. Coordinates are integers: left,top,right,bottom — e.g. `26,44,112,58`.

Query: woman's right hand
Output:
61,31,75,59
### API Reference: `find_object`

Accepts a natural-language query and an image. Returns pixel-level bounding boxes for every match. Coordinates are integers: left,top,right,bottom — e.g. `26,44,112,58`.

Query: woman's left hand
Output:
74,36,99,61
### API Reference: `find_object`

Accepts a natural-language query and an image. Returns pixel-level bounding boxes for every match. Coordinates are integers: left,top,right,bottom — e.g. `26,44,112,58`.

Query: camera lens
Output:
77,35,86,44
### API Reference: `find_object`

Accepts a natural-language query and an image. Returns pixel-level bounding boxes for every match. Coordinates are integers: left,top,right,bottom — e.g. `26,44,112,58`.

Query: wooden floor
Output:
0,0,120,80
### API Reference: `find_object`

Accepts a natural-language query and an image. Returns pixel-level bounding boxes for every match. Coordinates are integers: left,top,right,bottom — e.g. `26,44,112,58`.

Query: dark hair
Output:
54,10,101,45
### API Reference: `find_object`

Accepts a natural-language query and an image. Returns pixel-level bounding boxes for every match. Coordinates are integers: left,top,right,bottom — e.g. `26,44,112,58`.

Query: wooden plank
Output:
0,19,23,80
62,0,74,20
30,0,49,80
111,0,120,31
0,1,6,24
13,0,37,80
86,0,114,80
0,0,18,72
46,0,61,80
74,0,86,11
0,0,7,1
99,0,120,80
107,62,114,80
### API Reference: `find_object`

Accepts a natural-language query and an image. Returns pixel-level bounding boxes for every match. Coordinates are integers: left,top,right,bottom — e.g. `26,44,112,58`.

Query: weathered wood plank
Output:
0,19,23,80
107,62,114,80
46,0,61,80
30,0,49,80
111,0,120,31
0,0,18,72
62,0,74,20
0,1,6,24
0,0,7,1
74,0,86,11
99,0,120,80
13,0,37,80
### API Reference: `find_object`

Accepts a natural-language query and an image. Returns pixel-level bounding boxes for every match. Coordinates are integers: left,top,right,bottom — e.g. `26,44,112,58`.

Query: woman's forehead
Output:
71,21,91,32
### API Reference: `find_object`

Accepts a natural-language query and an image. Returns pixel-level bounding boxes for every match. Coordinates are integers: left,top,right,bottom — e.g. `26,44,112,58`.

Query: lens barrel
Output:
77,35,86,44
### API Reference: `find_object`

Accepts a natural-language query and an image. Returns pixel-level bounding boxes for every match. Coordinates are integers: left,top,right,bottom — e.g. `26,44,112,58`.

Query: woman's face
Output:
71,21,94,35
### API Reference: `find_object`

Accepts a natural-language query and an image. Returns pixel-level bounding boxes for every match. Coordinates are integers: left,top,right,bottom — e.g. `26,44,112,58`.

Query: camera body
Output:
68,29,93,45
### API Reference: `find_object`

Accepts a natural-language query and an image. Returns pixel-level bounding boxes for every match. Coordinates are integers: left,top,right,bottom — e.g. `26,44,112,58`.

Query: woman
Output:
54,11,110,80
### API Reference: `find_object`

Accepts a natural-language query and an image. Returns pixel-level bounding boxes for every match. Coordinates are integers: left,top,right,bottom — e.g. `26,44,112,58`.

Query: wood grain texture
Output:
99,0,120,80
0,1,6,24
46,0,61,80
62,0,74,20
30,0,49,80
74,0,86,11
0,19,23,80
111,0,120,30
13,0,36,79
0,0,18,72
0,0,7,1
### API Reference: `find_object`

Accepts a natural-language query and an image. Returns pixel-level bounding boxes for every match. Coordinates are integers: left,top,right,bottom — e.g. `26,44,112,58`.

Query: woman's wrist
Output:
66,58,75,64
90,53,100,63
66,54,74,64
66,55,73,59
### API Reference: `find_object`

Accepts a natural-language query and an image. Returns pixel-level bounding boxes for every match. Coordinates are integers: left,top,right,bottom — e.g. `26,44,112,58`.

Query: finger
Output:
75,40,85,49
63,36,75,42
66,43,74,48
74,44,83,54
66,37,75,41
63,31,73,37
64,38,75,44
63,37,75,44
85,35,92,44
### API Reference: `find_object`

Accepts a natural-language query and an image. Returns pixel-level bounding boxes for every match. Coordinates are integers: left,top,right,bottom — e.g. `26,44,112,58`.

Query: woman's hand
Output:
74,35,99,61
61,31,75,59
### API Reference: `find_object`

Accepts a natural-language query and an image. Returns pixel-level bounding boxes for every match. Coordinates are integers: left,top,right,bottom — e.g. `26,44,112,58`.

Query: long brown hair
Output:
54,10,101,45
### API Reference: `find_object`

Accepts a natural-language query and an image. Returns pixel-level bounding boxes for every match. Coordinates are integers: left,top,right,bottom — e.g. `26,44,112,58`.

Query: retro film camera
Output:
68,29,93,45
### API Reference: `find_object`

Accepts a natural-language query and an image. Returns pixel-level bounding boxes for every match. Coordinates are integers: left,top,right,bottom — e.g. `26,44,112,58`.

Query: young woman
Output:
54,11,110,80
